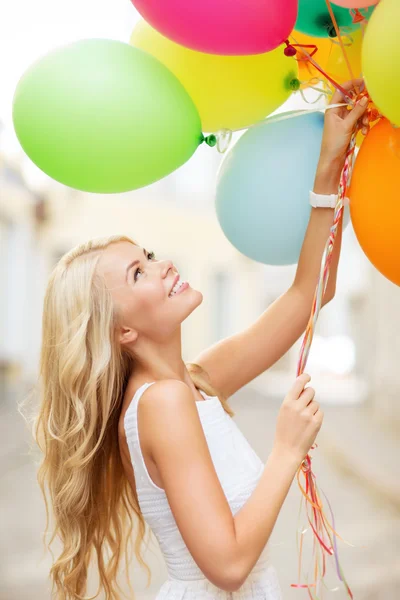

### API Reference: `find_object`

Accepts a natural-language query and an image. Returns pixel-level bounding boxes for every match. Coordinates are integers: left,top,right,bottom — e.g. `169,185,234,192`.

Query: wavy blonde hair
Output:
23,234,234,600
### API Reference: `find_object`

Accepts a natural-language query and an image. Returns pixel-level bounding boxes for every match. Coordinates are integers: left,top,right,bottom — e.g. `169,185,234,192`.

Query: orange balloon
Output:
291,30,362,85
349,118,400,286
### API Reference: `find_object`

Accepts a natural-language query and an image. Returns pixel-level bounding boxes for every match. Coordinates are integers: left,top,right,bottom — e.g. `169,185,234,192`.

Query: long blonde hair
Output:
23,234,234,600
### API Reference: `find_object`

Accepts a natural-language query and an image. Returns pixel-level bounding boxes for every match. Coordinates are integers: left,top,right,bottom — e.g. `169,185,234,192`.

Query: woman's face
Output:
97,241,203,343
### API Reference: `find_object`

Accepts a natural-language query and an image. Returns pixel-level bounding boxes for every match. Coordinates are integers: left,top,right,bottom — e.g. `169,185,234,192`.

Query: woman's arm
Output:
292,156,344,304
140,379,308,592
192,165,341,401
192,80,369,400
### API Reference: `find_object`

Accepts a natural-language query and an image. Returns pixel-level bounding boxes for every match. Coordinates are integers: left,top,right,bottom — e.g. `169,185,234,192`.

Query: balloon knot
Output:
284,40,297,57
289,78,301,91
327,24,337,38
350,8,367,24
202,129,233,153
203,134,217,147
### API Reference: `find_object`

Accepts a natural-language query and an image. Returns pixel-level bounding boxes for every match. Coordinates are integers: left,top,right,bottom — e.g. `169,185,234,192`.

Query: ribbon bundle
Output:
209,2,379,594
291,1,374,597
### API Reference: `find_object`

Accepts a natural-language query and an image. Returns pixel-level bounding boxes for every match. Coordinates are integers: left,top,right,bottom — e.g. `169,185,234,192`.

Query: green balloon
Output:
13,39,203,193
295,0,373,38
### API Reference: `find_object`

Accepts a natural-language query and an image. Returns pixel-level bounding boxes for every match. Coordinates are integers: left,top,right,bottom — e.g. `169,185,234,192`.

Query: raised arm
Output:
192,80,369,400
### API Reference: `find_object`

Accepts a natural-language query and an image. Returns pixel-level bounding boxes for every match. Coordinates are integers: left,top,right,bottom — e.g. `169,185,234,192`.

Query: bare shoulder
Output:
139,379,193,411
137,379,197,453
146,378,190,396
118,378,183,432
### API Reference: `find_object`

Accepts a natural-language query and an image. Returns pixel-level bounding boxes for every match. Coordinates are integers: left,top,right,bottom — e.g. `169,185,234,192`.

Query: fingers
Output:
328,78,365,118
361,114,370,136
329,78,364,106
289,373,311,401
345,95,369,129
298,385,316,410
303,399,320,416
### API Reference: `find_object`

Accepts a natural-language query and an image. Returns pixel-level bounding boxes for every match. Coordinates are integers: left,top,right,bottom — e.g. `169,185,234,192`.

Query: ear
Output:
119,326,138,346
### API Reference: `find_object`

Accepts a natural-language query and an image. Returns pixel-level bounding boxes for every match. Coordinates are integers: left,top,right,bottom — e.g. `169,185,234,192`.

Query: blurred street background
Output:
1,1,399,599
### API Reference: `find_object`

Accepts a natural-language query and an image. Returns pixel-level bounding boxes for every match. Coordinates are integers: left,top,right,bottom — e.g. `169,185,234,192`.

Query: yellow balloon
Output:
292,30,362,85
362,0,400,126
131,20,298,133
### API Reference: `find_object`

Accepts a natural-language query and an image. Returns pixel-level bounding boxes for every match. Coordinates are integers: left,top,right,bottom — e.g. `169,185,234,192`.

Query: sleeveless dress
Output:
123,382,283,600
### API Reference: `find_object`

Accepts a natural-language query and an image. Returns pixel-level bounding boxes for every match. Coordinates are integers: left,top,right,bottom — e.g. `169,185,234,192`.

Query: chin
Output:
182,288,203,317
192,288,203,305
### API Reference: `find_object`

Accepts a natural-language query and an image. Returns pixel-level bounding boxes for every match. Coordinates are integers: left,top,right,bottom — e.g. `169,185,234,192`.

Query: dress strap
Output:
123,382,165,493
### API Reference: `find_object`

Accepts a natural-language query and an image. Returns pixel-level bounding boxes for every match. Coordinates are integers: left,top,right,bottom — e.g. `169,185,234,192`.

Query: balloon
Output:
13,39,202,193
295,0,372,37
362,0,400,127
216,112,327,266
349,119,400,286
131,21,298,133
331,0,377,7
292,30,362,84
130,0,298,55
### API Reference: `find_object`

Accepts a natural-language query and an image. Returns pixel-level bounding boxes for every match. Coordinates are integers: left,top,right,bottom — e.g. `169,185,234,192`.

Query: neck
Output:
129,327,194,389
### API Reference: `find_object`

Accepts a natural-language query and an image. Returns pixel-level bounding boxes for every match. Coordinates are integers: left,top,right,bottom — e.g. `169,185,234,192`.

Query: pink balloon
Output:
331,0,378,7
131,0,298,55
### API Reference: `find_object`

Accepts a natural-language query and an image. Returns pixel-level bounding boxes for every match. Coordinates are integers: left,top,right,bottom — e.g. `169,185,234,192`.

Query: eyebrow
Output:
126,248,147,282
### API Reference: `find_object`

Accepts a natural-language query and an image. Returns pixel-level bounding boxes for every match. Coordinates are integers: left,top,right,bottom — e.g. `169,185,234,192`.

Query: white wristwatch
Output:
309,191,349,208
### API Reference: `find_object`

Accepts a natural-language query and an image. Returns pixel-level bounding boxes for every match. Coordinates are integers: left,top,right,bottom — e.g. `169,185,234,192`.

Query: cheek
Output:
131,283,166,316
116,283,166,326
143,282,166,308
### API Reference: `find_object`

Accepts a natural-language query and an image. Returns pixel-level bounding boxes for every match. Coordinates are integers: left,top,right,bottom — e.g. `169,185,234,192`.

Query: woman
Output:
31,80,368,600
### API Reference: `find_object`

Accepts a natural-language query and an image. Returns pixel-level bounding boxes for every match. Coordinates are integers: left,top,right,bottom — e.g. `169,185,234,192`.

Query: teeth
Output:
169,279,185,297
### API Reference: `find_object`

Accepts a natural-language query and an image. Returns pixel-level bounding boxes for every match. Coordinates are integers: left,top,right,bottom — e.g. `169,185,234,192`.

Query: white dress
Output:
124,382,283,600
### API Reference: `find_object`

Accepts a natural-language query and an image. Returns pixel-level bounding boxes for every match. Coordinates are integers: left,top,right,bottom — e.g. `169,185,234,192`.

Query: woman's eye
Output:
134,251,156,282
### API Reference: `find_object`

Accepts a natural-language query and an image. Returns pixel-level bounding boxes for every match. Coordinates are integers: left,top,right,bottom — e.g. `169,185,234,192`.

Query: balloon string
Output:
288,35,354,105
291,113,363,597
298,78,332,104
330,31,355,47
202,101,357,157
325,0,357,86
350,8,370,35
231,102,347,134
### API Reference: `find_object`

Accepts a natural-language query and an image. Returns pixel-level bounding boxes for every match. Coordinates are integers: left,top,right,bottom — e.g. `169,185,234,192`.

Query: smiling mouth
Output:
169,278,188,297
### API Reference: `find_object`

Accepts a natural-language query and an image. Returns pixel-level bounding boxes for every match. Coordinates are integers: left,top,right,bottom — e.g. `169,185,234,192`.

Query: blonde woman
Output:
31,81,368,600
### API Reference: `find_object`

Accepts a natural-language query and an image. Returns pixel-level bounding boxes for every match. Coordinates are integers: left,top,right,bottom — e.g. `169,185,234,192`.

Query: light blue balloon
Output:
216,112,326,266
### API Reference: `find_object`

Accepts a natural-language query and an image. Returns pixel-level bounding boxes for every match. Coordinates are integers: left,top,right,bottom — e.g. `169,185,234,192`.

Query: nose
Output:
161,260,174,279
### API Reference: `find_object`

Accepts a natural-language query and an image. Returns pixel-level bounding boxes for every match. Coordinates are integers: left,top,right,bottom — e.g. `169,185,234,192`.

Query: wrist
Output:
271,444,303,471
314,161,343,195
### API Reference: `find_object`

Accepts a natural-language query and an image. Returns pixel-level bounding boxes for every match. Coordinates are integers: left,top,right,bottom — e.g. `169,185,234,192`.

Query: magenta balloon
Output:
331,0,378,7
131,0,298,55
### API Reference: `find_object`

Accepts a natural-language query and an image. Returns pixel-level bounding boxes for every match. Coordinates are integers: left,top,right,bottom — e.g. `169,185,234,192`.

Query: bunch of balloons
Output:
12,0,400,285
349,0,400,288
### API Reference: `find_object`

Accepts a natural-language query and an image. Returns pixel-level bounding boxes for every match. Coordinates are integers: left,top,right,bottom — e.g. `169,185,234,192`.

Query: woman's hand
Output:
319,78,369,167
273,373,324,465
